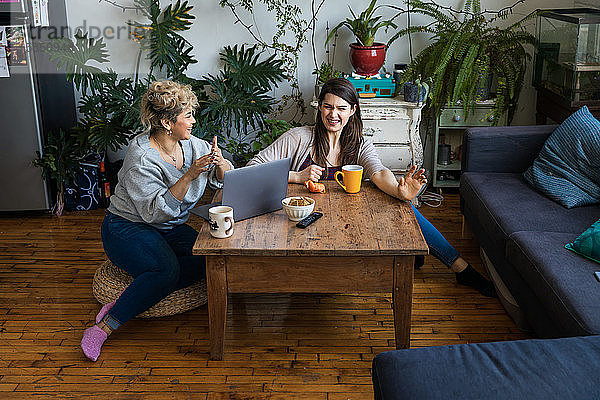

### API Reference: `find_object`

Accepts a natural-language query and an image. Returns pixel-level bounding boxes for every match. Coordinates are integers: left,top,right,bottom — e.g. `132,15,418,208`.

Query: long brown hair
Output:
313,78,363,168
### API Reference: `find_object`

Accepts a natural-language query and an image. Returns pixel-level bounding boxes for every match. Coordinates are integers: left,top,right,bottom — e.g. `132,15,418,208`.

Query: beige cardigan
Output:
247,126,386,179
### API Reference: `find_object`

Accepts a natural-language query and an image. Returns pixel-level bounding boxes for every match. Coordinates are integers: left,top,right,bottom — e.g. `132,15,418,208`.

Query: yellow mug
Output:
334,165,364,194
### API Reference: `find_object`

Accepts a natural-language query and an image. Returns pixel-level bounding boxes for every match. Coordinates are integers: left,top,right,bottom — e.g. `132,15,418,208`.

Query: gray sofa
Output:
460,125,600,337
372,335,600,400
369,125,600,400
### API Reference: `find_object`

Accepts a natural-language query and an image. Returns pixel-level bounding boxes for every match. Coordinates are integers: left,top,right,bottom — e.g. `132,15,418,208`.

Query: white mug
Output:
208,206,234,238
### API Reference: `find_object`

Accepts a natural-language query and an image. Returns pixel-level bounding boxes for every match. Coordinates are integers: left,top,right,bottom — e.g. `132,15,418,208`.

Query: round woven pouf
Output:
92,260,207,318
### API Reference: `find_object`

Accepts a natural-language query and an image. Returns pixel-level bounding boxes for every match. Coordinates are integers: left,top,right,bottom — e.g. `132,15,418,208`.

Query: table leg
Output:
393,255,414,349
206,255,227,360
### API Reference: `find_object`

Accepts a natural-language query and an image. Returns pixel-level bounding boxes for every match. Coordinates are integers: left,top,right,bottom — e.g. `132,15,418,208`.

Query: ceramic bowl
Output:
282,196,315,221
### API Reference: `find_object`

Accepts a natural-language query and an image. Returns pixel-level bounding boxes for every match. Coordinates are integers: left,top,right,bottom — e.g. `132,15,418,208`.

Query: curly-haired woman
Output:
81,80,232,361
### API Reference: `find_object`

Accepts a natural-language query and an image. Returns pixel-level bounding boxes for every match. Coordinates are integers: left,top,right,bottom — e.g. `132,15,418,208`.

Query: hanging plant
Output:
219,0,326,122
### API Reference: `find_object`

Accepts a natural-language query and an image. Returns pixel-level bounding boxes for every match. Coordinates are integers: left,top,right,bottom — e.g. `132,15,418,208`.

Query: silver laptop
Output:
191,158,291,221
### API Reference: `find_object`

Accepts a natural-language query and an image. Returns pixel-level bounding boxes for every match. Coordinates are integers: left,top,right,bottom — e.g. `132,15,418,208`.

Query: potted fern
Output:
397,0,539,123
326,0,403,76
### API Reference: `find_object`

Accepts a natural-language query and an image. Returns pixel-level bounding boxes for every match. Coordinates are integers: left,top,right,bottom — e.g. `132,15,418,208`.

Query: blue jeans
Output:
100,212,206,330
411,203,460,267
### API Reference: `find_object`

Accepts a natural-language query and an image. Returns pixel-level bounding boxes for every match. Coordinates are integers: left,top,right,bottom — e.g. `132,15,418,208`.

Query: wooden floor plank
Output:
0,193,531,397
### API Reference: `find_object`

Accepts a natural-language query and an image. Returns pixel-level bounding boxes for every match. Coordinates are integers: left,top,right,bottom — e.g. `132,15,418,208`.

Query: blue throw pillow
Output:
523,106,600,208
565,218,600,264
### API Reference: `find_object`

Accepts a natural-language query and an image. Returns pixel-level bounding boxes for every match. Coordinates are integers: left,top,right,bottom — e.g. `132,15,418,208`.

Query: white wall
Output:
574,1,599,6
64,0,576,126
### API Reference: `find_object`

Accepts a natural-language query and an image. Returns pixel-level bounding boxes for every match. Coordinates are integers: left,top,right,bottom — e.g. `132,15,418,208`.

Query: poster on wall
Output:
40,0,49,27
0,26,6,47
0,47,9,78
31,0,42,27
5,27,27,66
0,27,7,47
0,27,10,77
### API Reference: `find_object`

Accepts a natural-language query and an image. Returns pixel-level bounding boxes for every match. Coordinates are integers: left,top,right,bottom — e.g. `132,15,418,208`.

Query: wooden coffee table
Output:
193,181,428,360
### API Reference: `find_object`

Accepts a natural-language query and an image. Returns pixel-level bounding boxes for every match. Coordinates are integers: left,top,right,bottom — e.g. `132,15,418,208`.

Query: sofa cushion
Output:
372,335,600,400
506,231,600,335
523,106,600,209
566,218,600,264
460,172,600,250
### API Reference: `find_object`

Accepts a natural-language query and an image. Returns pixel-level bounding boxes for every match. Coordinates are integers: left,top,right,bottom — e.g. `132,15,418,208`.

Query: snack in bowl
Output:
288,197,312,206
304,180,326,193
282,196,315,221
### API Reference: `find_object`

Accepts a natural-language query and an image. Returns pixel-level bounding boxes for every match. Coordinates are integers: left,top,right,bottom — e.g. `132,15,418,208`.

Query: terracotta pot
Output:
349,42,386,76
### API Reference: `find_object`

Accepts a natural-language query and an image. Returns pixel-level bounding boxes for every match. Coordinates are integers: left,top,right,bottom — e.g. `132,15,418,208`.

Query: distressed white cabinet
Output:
360,98,424,174
311,97,424,174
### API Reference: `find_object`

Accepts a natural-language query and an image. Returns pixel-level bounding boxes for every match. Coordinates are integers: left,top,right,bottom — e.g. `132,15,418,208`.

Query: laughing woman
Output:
81,80,233,361
248,78,495,297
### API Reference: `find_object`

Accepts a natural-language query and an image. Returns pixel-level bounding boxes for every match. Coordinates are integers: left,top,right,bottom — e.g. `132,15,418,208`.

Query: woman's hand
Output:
186,154,213,181
396,165,427,201
211,136,231,180
290,164,324,184
170,154,212,201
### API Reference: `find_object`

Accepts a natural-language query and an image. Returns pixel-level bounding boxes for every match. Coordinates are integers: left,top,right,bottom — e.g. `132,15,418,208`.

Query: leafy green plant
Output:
32,130,85,216
134,0,196,79
198,45,286,166
46,0,197,153
312,61,342,85
397,0,539,123
47,0,286,171
325,0,403,47
252,119,291,153
220,0,324,121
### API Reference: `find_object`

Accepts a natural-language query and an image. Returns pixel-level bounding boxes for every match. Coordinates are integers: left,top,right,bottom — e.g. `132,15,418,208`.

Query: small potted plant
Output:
403,76,430,105
312,61,342,97
326,0,402,76
33,129,85,216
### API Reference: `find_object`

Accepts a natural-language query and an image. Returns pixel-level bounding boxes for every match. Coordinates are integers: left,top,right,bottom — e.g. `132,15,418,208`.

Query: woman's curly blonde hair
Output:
140,80,199,135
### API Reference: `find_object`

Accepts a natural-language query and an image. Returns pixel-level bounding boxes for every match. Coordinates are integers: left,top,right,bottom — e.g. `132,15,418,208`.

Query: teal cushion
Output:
565,218,600,264
523,106,600,208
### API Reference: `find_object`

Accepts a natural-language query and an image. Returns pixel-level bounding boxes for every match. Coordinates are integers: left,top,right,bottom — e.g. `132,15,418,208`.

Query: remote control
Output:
296,212,323,228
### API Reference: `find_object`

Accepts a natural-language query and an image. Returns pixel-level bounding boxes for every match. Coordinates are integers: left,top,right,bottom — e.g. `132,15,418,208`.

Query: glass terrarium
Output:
533,8,600,106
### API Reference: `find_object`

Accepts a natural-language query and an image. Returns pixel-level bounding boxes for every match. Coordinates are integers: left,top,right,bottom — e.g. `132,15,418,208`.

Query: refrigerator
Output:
0,0,76,211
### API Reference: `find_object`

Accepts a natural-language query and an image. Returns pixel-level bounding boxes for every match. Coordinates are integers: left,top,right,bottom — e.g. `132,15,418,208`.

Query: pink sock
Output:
81,325,108,362
96,289,124,324
95,300,116,324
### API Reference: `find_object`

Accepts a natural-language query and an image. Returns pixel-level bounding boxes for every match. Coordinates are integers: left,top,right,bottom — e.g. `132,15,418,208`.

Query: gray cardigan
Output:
108,133,232,230
247,126,386,179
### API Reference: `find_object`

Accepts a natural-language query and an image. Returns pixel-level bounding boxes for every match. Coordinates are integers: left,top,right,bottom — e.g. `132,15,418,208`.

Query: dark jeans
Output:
100,212,206,329
411,203,460,267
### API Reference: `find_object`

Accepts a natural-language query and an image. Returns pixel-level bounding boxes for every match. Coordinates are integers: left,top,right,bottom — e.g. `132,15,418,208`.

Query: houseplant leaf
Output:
46,30,109,95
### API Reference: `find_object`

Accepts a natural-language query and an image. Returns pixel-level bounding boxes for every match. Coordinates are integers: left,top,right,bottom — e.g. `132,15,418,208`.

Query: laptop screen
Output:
191,158,291,221
222,158,291,221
